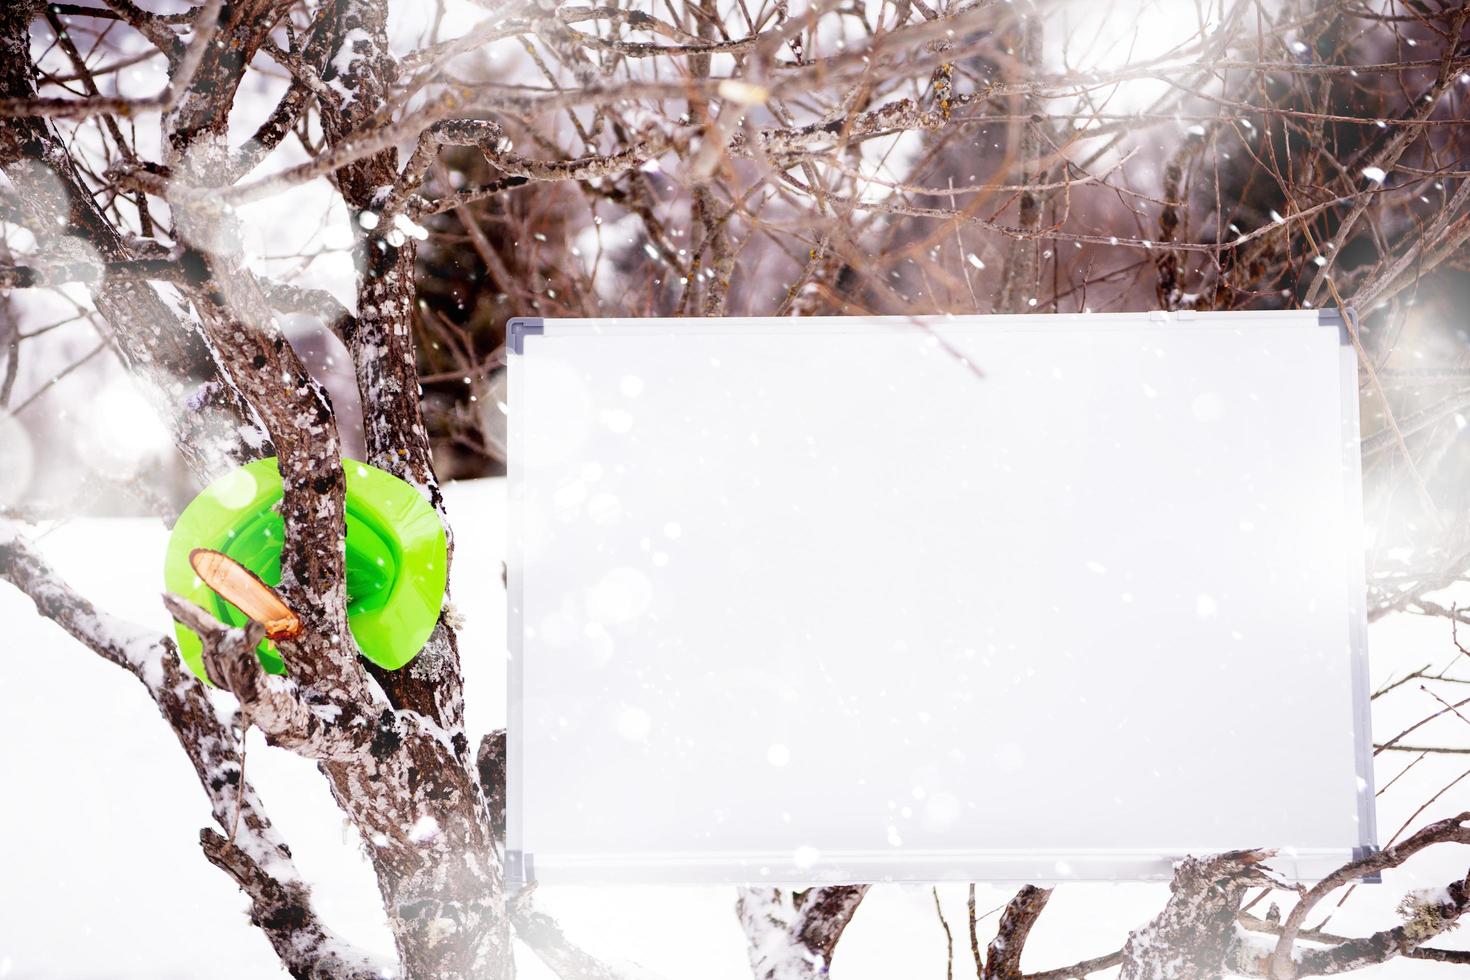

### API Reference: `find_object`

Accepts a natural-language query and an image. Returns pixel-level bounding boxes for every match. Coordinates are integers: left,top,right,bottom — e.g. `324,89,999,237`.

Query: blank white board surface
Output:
507,311,1375,885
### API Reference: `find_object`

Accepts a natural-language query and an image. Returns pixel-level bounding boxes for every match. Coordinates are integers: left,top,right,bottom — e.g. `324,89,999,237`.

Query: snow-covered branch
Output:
0,527,384,979
511,895,640,980
736,885,870,979
201,829,393,980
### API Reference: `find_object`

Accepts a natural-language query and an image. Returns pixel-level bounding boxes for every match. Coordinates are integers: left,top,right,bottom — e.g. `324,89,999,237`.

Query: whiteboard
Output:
506,311,1375,885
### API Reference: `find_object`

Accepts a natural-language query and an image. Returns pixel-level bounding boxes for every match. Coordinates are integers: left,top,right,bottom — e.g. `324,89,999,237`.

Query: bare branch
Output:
1265,814,1470,977
983,886,1051,979
0,0,223,120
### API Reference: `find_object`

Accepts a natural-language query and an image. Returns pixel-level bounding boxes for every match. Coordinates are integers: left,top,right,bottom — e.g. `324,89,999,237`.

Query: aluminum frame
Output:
505,310,1377,886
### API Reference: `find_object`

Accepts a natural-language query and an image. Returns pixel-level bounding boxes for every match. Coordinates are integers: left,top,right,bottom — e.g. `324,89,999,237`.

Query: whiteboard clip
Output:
507,317,545,355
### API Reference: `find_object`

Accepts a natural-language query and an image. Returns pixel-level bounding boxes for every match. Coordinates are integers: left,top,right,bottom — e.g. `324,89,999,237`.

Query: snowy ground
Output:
3,477,1469,979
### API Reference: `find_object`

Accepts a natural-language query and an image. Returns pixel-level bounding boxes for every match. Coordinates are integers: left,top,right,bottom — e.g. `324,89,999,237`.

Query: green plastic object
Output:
163,456,447,681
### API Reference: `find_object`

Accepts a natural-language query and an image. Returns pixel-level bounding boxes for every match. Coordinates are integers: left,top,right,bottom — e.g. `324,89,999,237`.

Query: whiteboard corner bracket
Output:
1317,306,1356,345
508,317,545,355
506,849,536,892
1353,845,1382,884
